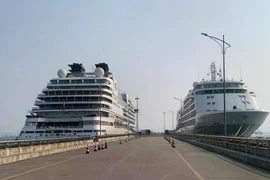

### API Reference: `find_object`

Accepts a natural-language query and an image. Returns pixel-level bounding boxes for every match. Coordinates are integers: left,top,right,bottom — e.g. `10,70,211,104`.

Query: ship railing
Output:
170,133,270,159
0,134,136,149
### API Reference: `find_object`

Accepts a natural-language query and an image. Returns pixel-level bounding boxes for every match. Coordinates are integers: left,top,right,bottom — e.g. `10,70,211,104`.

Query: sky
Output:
1,0,270,134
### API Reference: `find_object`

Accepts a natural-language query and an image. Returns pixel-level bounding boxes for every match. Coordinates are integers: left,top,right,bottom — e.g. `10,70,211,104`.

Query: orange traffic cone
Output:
85,145,89,154
171,139,175,148
94,144,98,151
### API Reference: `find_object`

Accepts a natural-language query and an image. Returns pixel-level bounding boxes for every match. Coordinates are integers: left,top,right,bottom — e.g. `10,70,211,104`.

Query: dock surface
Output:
0,136,269,180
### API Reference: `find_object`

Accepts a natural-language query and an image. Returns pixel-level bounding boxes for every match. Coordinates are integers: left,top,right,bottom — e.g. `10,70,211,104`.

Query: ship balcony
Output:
32,106,111,113
47,83,111,89
34,100,112,106
37,94,113,101
42,88,112,94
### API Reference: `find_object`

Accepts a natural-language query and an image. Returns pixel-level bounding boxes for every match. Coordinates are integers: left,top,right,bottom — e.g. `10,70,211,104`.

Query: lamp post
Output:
201,33,231,136
174,97,183,133
168,110,174,130
135,97,139,133
163,112,166,132
127,103,130,137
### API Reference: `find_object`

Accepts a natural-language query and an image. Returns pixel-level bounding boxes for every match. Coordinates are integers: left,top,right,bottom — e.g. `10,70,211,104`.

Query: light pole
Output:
163,112,166,132
126,103,130,137
168,110,174,130
201,33,231,136
135,97,139,133
174,97,183,133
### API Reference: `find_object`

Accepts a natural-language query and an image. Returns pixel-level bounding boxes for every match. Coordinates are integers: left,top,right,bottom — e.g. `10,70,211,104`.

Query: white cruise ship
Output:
176,62,268,137
18,63,136,139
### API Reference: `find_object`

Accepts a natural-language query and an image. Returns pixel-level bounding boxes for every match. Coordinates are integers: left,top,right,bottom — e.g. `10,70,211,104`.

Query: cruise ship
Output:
176,62,268,137
18,63,136,139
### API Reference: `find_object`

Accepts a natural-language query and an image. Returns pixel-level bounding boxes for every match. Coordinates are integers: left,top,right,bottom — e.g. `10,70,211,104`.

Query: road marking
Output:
173,148,205,180
160,174,168,180
96,154,132,180
0,154,85,180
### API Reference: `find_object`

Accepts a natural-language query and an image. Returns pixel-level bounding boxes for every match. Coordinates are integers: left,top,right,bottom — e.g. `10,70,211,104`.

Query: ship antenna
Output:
210,62,217,81
240,60,243,81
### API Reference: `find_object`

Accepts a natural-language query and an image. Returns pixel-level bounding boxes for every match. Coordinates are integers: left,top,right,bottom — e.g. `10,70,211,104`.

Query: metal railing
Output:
0,134,134,149
171,133,270,159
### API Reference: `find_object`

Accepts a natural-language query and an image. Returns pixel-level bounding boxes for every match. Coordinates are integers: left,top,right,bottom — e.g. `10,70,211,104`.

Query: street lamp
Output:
174,97,183,133
126,103,129,137
163,112,166,132
201,33,231,136
135,97,140,133
168,110,174,130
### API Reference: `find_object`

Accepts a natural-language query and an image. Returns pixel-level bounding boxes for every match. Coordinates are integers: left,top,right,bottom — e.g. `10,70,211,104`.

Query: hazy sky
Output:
1,0,270,134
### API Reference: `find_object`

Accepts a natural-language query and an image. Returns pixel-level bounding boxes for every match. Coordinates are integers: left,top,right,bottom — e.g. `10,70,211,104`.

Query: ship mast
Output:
210,62,217,81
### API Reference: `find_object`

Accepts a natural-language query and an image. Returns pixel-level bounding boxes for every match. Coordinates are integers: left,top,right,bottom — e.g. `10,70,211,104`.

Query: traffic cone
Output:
171,139,175,148
85,145,89,154
94,144,98,151
105,142,108,149
98,143,101,150
101,142,105,149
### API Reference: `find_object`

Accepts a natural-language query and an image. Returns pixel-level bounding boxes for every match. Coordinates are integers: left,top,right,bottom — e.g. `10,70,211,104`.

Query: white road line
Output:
160,174,168,180
0,154,85,180
173,148,205,180
96,154,132,180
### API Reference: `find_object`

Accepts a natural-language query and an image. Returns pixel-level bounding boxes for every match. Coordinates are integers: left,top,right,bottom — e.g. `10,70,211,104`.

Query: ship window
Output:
207,102,210,105
35,131,44,133
246,101,250,104
84,79,95,84
83,130,92,132
212,102,215,105
207,96,210,99
25,131,34,133
211,96,214,99
207,110,211,111
50,80,57,84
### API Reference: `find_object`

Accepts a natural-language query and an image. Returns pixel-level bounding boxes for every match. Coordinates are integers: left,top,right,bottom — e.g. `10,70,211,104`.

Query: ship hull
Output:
178,110,268,137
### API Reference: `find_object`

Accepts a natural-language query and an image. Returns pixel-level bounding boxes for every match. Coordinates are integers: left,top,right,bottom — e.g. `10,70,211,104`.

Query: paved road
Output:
0,136,269,180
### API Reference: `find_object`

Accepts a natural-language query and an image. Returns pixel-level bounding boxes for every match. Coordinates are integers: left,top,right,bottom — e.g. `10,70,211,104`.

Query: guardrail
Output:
171,133,270,159
0,134,135,149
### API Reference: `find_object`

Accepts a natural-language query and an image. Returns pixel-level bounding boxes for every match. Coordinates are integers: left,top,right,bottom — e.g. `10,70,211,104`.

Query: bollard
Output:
105,141,108,149
98,143,101,150
171,139,175,148
85,145,90,154
94,144,98,152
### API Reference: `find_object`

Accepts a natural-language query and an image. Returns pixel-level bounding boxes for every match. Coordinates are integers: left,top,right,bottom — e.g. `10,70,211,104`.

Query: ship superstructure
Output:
19,63,136,139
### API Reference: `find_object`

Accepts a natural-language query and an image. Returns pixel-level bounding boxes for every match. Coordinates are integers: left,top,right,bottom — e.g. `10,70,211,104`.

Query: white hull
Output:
18,123,133,140
178,110,268,137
